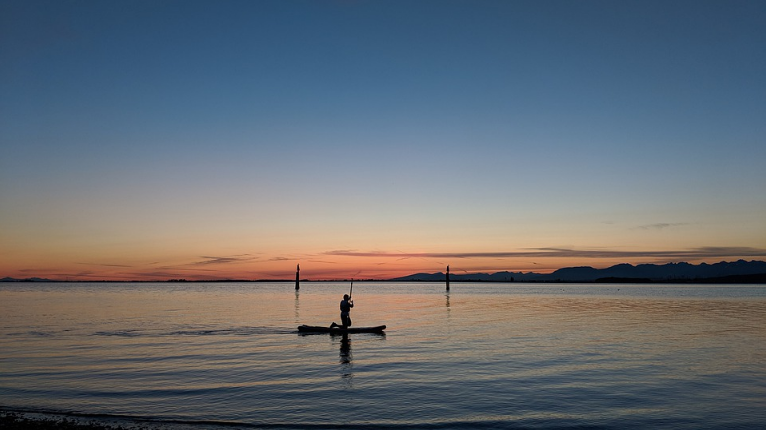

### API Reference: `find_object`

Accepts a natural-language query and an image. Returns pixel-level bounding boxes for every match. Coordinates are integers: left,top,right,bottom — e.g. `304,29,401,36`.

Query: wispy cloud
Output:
324,247,766,260
269,256,299,262
76,262,133,268
307,259,339,264
192,255,255,266
129,271,181,278
636,222,689,230
128,270,233,280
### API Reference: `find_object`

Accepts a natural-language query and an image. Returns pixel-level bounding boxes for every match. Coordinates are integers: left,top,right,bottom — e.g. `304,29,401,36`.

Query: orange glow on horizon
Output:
3,250,764,282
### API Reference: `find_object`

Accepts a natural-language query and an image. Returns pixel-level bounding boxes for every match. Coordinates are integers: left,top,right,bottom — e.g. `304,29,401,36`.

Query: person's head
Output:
343,294,349,300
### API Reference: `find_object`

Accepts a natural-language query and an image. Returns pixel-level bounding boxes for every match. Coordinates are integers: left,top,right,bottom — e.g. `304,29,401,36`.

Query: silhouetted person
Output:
330,294,354,328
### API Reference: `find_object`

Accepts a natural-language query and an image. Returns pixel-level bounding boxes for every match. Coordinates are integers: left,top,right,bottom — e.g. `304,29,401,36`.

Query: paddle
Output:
349,279,353,299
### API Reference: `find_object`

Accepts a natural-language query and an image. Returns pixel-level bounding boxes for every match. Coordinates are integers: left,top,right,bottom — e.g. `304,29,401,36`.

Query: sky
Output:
1,0,765,281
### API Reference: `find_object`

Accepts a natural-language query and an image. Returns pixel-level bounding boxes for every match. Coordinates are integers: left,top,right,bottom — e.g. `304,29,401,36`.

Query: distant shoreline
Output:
2,275,765,284
4,260,766,284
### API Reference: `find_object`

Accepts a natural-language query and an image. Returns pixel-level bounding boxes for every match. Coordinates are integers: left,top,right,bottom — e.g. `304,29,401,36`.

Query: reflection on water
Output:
339,334,352,364
293,290,300,323
338,334,353,388
1,282,765,428
445,292,451,325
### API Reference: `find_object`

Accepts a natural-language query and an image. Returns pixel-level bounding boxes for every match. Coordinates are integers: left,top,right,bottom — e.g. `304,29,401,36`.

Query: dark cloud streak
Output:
76,262,133,268
636,223,689,230
192,255,255,266
325,247,766,260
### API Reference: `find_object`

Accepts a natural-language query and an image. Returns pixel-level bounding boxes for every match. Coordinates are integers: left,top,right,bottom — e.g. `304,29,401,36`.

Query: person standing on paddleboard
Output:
330,294,354,328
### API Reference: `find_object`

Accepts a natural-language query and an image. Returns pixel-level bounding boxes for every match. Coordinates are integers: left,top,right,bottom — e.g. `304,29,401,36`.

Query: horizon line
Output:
4,258,764,283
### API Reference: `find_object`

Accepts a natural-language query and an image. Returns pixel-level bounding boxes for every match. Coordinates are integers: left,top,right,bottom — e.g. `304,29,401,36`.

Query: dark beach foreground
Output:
0,411,172,430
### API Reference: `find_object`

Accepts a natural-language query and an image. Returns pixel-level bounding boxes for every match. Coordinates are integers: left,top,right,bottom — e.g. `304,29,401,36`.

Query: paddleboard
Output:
297,324,386,334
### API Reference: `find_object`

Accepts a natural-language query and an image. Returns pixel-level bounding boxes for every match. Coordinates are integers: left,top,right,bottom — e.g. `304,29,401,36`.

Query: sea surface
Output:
1,282,765,429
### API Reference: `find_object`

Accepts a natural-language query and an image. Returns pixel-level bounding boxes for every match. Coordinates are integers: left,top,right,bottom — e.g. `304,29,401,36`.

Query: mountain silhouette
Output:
391,260,766,283
3,260,766,283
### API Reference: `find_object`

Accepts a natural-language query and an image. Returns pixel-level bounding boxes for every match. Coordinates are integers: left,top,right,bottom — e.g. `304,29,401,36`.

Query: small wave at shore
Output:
3,407,682,430
4,327,297,339
92,327,295,338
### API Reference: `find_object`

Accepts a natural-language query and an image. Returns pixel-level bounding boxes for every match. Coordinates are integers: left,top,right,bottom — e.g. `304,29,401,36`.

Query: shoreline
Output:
1,410,144,430
0,410,208,430
3,274,766,284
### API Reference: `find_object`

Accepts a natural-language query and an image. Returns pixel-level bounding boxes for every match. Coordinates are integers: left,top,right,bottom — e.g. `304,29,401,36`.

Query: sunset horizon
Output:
4,248,766,282
2,1,764,283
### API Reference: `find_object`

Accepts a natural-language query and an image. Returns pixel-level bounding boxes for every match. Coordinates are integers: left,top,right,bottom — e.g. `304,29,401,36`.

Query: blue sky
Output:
1,0,765,280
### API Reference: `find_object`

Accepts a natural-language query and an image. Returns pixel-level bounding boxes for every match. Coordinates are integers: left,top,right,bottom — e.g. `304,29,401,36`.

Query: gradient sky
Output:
1,0,765,281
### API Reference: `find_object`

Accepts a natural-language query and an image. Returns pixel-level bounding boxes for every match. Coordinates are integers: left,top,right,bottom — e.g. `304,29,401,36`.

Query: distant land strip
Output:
3,260,766,284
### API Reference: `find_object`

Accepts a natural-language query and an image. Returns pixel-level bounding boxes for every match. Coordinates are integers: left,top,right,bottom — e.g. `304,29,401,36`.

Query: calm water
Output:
1,282,765,429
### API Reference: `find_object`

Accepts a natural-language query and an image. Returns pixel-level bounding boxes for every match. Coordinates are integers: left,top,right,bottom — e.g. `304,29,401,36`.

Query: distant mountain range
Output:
391,260,766,283
3,260,766,283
